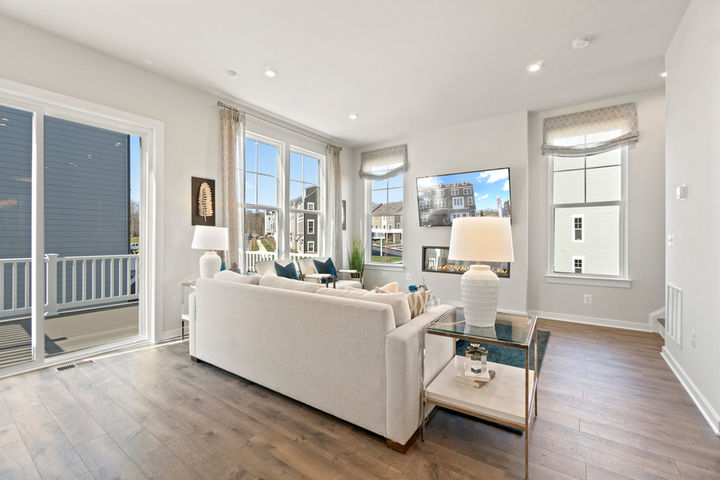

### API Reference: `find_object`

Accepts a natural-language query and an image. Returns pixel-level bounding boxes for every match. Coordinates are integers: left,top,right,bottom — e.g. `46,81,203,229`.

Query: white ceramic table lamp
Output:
448,217,514,327
191,225,229,278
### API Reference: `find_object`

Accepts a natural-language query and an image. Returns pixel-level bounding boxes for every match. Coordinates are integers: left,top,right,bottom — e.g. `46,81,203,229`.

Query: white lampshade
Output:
448,217,514,263
191,225,229,251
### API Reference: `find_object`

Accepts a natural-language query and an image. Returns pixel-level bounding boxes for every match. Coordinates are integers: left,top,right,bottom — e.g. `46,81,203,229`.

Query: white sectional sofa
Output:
188,276,454,450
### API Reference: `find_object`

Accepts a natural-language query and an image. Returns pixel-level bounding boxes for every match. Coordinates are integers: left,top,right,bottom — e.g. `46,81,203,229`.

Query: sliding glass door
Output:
0,96,146,374
0,104,35,369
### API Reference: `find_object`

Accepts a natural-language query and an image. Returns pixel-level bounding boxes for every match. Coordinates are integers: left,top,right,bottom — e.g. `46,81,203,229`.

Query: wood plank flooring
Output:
1,319,719,479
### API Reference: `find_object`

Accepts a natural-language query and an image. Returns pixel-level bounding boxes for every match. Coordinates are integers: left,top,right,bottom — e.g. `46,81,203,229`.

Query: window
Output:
451,188,459,195
242,136,280,262
463,187,471,195
240,136,324,272
573,256,584,274
438,190,445,197
434,199,446,208
452,197,464,208
467,197,473,207
550,134,626,277
369,169,403,264
289,150,321,257
572,215,583,242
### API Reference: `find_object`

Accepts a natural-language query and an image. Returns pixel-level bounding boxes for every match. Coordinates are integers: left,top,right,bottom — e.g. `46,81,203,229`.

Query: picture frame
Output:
191,176,216,226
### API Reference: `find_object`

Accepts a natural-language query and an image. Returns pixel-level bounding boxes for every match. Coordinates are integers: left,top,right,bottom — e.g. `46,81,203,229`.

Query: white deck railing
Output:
244,251,319,273
0,253,138,319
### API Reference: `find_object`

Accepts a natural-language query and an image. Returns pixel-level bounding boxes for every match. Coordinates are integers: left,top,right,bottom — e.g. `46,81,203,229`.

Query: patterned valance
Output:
359,144,408,180
542,103,639,157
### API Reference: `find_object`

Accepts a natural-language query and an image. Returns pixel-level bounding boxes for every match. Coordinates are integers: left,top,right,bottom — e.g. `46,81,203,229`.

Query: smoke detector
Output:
571,37,591,50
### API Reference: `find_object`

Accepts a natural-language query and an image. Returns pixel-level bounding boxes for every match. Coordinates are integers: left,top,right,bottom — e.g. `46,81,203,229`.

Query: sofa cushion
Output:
313,258,338,279
274,261,300,280
316,288,411,327
213,270,260,285
371,281,399,294
259,275,323,293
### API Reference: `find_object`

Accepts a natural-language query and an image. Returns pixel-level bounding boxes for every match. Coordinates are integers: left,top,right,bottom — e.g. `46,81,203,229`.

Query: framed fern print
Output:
191,176,216,226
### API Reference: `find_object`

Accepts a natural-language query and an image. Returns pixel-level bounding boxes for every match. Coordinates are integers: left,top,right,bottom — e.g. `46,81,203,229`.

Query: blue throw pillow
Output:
275,261,299,280
313,258,338,279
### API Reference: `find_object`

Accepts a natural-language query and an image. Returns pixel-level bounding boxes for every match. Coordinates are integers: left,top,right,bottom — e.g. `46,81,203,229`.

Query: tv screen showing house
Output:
416,167,511,227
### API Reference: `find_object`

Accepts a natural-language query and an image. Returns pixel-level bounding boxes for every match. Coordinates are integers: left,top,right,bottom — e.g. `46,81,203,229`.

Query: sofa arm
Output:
188,291,197,357
385,305,455,445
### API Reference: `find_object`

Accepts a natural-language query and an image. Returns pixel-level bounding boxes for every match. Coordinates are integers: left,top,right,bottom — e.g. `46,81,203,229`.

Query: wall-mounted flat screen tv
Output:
416,167,511,227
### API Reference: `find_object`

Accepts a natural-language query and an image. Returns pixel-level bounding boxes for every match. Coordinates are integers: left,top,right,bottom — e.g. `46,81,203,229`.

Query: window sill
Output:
545,273,632,289
364,262,404,271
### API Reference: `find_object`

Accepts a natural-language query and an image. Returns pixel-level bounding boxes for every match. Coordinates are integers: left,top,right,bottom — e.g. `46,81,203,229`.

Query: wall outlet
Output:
667,233,675,247
583,294,592,304
690,329,697,348
405,272,411,281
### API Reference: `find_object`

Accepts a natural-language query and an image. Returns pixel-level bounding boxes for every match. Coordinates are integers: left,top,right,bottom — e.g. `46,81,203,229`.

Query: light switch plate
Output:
676,184,688,200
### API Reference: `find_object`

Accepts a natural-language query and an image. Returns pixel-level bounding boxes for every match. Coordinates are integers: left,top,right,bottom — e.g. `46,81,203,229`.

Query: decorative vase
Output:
461,264,499,327
199,250,222,278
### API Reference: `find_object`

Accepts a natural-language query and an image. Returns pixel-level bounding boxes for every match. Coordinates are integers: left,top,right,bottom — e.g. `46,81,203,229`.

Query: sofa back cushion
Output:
316,288,411,327
213,270,260,285
259,275,323,294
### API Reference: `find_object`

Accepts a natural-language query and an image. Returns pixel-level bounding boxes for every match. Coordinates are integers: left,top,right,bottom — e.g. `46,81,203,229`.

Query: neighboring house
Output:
289,185,318,254
553,207,620,276
0,109,131,311
371,201,403,246
417,181,475,225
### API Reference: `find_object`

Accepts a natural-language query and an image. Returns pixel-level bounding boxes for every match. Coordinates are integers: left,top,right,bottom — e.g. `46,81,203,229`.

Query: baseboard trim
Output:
161,327,182,342
528,310,654,332
661,347,720,436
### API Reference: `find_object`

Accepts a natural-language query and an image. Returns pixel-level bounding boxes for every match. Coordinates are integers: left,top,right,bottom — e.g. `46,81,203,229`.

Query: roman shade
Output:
359,144,408,180
542,103,639,157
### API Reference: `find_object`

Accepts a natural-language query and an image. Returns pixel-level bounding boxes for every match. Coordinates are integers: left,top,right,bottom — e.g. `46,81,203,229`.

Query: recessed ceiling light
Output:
526,61,544,73
659,71,668,78
225,69,238,79
571,37,590,50
264,68,277,78
348,112,359,120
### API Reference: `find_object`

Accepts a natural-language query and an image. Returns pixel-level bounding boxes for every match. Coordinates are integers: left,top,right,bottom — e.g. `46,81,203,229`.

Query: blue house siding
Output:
0,111,130,313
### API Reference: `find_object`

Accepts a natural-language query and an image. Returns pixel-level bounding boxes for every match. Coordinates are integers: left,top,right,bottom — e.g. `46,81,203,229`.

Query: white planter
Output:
460,264,499,327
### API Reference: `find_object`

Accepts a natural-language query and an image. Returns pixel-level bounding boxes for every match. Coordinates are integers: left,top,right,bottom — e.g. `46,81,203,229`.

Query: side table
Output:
180,276,198,340
422,309,539,479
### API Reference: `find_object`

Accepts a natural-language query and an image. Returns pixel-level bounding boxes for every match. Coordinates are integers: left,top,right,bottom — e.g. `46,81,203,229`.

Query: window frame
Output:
572,214,584,242
365,171,404,267
546,146,630,287
238,133,325,271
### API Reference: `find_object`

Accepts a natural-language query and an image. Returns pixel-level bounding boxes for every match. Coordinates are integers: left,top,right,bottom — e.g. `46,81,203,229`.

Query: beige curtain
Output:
326,145,343,265
219,106,243,269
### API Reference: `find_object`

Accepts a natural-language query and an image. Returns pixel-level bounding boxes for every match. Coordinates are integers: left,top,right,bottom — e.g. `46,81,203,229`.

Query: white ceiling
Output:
0,0,689,146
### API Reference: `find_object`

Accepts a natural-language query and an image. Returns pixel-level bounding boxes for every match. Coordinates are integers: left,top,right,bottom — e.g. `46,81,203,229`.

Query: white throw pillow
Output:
213,270,260,285
259,275,324,294
372,281,399,294
316,288,411,327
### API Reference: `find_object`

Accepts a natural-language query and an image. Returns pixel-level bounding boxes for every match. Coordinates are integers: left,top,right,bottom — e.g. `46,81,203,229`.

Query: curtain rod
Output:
217,100,340,149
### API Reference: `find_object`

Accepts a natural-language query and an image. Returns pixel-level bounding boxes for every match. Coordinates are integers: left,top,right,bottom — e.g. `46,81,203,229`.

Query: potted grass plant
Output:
347,236,365,284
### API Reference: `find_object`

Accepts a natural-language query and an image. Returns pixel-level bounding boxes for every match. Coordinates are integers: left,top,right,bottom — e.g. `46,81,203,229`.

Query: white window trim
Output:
467,197,473,206
0,77,163,377
365,175,403,267
307,240,315,253
288,146,325,258
307,219,315,235
546,146,631,287
572,256,584,274
572,214,584,242
307,202,315,210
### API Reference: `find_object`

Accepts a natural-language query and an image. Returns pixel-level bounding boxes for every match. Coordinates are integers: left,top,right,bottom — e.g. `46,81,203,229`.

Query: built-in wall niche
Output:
422,246,510,278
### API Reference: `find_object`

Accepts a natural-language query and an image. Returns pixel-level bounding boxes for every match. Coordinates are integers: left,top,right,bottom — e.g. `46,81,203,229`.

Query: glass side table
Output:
180,276,198,340
421,308,539,480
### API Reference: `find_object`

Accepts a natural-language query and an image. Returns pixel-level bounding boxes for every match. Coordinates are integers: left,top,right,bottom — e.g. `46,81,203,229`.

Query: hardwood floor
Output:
1,319,719,479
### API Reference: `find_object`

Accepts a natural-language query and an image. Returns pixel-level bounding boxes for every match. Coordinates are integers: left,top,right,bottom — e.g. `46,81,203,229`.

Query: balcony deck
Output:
0,303,138,369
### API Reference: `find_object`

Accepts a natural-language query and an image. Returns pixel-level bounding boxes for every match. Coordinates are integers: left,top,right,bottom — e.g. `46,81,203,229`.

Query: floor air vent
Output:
56,359,94,372
666,284,683,346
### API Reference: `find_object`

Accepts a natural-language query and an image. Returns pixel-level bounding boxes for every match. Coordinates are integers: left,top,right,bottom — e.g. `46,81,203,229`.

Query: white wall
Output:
0,14,222,340
347,112,529,313
664,0,720,432
527,90,666,329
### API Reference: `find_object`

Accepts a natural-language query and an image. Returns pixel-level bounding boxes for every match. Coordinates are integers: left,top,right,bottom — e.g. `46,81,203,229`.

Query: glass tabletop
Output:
426,308,537,348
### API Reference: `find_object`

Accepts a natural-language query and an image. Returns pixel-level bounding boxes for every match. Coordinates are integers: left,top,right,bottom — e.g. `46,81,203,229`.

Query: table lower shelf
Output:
425,355,535,428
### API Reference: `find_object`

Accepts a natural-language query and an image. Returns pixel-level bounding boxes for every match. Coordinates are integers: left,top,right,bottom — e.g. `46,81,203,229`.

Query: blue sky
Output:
130,135,140,204
416,167,510,212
